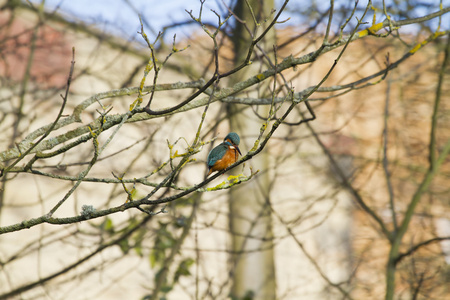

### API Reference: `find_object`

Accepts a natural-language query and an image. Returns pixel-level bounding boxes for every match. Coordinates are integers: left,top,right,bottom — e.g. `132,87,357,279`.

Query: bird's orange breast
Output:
208,147,239,173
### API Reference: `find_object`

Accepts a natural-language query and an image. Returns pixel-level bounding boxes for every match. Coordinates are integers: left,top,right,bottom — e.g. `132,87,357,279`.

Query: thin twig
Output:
1,47,75,177
383,78,397,231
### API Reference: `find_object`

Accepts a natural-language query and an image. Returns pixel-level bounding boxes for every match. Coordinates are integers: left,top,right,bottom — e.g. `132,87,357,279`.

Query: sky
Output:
29,0,449,42
29,0,238,40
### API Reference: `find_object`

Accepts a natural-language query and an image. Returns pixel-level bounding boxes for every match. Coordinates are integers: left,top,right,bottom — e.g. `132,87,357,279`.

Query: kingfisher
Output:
206,132,242,176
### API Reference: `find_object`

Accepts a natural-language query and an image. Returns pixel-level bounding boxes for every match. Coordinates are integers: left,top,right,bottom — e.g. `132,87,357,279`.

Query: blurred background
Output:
0,0,449,299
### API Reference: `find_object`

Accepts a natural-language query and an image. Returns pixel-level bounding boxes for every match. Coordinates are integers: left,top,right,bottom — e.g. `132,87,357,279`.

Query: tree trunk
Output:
228,1,277,299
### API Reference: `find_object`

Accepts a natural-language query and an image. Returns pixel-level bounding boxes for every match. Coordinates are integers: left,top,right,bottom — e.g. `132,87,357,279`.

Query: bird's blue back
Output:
207,143,228,167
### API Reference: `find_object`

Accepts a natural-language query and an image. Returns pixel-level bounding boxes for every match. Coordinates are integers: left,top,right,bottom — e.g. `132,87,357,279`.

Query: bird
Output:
206,132,242,176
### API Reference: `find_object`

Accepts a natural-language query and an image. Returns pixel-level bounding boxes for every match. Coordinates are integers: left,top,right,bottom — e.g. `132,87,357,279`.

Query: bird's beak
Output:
236,145,242,155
